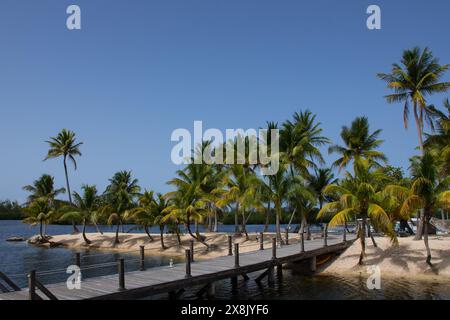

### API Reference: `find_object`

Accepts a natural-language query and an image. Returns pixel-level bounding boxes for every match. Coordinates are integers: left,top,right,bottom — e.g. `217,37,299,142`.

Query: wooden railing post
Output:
118,258,125,291
234,243,240,268
75,252,81,268
285,229,289,245
140,246,145,271
190,240,195,262
228,235,233,256
301,231,305,253
324,224,328,247
272,237,277,260
28,270,36,300
185,249,192,278
259,232,264,250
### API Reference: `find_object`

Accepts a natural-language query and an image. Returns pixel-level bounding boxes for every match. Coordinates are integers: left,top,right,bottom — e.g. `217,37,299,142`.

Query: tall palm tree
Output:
329,117,387,172
385,153,450,265
280,110,329,176
318,159,394,265
378,47,450,154
59,185,100,245
44,129,83,233
102,171,141,244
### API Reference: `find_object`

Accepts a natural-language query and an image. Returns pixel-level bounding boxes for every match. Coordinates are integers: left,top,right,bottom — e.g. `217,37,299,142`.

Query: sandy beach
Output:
44,232,303,260
321,236,450,281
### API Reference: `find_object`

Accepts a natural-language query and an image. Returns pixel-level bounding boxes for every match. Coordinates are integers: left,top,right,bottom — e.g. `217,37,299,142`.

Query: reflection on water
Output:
1,220,450,299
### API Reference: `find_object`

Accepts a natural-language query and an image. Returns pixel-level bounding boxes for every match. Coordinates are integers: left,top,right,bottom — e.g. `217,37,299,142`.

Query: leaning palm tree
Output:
329,117,387,172
126,190,156,241
318,159,394,265
59,185,100,245
385,153,450,265
164,162,210,246
378,47,450,154
102,171,141,244
44,129,83,233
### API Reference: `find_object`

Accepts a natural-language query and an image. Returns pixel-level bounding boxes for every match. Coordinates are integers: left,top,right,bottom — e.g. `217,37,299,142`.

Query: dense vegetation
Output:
18,47,450,265
0,200,25,220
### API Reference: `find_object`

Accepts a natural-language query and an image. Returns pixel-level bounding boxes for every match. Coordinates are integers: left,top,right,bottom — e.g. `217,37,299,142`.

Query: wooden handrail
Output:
35,280,58,300
0,271,20,292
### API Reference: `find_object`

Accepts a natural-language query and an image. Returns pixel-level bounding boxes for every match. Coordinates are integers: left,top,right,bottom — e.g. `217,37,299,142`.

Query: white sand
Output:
322,236,450,281
44,232,302,260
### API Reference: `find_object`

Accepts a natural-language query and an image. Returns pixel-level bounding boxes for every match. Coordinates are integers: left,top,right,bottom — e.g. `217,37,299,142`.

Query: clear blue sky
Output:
1,0,449,202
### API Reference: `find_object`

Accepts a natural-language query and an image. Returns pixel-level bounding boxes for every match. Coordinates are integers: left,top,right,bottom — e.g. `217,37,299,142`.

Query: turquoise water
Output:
1,220,449,300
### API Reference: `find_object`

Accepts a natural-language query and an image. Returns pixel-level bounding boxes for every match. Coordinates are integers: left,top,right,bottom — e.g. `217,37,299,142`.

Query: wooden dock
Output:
0,233,356,300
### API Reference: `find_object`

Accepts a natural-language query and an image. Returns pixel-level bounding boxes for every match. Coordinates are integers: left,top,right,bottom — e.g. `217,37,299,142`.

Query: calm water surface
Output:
1,220,449,300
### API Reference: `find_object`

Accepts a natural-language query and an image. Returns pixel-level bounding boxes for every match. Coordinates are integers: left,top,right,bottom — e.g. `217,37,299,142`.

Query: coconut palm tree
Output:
424,99,450,178
385,153,450,265
287,177,317,239
329,117,387,172
318,159,394,265
261,163,295,244
23,174,66,205
44,129,83,233
23,198,54,242
164,162,210,246
215,164,262,240
59,185,100,245
307,168,337,209
102,171,141,244
126,190,156,241
152,193,170,250
378,47,450,154
280,110,329,176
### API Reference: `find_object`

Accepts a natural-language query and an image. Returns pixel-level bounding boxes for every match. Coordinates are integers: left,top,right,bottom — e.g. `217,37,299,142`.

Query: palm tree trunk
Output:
114,222,120,244
160,225,166,250
264,202,270,232
368,221,377,248
358,218,367,265
186,219,208,248
82,219,91,244
276,205,283,244
241,210,249,241
234,204,239,233
93,222,103,235
144,226,154,241
413,101,425,155
63,156,79,234
175,226,182,245
424,209,432,265
213,210,218,232
415,209,424,240
307,224,311,240
39,221,44,239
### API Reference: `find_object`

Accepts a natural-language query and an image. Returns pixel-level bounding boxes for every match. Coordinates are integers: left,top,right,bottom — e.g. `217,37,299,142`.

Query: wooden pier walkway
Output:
0,233,356,300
